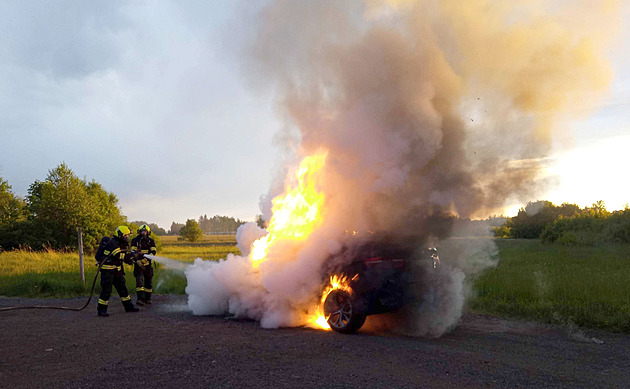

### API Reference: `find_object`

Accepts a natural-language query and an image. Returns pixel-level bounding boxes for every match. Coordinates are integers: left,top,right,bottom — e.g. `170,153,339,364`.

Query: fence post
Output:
78,227,85,286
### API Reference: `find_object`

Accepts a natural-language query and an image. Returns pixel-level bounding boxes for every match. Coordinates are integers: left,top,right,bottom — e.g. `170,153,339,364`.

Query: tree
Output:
198,214,210,233
168,221,184,235
581,200,610,218
0,163,125,251
179,219,203,242
198,214,245,234
541,203,630,246
503,201,580,239
0,177,26,226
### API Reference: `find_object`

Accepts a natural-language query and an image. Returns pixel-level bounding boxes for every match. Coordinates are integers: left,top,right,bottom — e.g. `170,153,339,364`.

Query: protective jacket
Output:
101,237,132,271
97,236,135,314
130,235,157,304
130,236,157,266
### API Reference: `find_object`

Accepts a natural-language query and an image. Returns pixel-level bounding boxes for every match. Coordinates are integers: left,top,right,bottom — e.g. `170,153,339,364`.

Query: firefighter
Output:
96,226,140,317
130,224,157,305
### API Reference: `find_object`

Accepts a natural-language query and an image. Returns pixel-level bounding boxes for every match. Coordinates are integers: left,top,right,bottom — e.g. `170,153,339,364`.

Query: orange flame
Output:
251,150,328,268
306,274,357,330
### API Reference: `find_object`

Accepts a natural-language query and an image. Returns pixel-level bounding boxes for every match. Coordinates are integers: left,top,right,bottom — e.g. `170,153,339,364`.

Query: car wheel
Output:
323,289,366,334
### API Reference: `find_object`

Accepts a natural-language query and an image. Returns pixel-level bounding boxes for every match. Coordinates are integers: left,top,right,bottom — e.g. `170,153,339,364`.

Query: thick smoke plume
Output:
186,0,618,336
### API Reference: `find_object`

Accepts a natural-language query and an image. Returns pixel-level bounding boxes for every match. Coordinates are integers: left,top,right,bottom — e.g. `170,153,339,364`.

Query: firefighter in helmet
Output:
130,224,157,305
96,226,140,317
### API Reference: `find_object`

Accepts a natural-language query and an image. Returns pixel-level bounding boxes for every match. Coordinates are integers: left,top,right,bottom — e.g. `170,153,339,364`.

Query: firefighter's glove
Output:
138,258,150,267
123,253,134,265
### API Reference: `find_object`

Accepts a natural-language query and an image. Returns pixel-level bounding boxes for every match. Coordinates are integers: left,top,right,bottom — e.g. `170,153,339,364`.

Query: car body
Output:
322,236,439,334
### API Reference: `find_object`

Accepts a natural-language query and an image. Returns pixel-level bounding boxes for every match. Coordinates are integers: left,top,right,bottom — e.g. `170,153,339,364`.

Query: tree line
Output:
494,200,630,245
167,214,245,236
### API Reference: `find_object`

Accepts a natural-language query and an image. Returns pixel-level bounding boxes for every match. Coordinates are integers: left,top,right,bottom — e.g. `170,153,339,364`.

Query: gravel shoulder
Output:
1,295,628,389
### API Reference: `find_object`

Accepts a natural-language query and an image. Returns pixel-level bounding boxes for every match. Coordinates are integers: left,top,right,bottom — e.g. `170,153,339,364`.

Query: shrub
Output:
179,219,203,242
542,208,630,246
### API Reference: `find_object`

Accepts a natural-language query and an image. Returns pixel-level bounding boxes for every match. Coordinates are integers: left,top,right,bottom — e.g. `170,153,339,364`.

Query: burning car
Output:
321,236,440,334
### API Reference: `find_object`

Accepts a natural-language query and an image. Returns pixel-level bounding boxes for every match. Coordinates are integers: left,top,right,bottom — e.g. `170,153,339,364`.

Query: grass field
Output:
158,234,238,262
472,239,630,332
0,235,240,298
1,237,629,332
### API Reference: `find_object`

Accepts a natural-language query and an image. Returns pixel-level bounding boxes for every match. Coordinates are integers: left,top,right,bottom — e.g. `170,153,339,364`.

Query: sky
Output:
536,2,630,213
0,0,629,229
527,5,630,216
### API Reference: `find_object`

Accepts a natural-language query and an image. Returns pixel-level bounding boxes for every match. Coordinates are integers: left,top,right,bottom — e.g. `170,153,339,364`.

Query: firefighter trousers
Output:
97,269,132,312
134,264,154,302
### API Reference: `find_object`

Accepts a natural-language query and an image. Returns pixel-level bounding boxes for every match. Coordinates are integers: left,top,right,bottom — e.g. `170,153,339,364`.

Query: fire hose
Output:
0,256,109,312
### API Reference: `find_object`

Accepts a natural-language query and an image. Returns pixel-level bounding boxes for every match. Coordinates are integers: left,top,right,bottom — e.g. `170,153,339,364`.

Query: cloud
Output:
0,1,127,78
0,1,278,227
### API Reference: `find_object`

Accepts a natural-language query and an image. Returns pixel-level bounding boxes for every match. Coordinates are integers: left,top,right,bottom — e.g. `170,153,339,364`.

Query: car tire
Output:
323,289,366,334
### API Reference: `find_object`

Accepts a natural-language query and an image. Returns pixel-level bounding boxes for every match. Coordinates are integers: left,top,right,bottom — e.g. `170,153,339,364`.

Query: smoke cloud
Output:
185,0,618,336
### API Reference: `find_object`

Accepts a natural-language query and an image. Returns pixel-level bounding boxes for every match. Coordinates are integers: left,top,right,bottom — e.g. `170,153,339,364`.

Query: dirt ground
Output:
1,295,628,389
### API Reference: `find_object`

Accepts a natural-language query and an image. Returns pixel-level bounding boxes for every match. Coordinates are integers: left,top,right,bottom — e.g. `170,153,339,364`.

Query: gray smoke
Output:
184,0,617,336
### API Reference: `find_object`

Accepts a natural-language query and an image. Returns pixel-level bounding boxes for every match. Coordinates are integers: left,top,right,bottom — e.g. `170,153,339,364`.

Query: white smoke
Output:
235,222,267,256
186,222,319,327
146,255,188,272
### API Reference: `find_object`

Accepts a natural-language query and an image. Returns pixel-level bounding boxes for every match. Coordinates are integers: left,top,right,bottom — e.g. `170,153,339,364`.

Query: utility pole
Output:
78,227,85,286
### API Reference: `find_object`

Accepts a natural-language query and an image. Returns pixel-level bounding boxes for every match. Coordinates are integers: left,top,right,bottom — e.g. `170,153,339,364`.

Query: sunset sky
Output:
0,1,628,228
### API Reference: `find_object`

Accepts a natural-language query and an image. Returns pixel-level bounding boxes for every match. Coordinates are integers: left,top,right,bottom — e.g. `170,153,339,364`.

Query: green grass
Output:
159,244,238,262
159,234,237,245
158,234,238,262
0,235,241,298
0,249,130,297
472,239,630,332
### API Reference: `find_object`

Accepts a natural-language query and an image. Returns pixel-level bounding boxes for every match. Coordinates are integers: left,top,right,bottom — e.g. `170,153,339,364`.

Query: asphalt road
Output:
1,295,628,389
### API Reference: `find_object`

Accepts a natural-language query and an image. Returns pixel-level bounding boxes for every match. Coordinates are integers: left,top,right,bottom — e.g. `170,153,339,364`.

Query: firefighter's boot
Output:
136,290,145,305
123,300,140,313
97,302,109,317
144,291,152,305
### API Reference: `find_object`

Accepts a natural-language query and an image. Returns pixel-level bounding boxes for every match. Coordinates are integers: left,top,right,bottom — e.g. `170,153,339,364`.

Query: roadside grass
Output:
0,249,131,298
0,236,241,298
472,239,630,332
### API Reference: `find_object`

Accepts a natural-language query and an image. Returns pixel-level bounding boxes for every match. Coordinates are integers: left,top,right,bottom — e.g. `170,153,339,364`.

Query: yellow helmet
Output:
138,224,151,236
115,225,131,239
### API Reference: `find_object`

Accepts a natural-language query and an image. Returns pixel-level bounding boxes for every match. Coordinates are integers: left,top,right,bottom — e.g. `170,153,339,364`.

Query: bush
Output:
505,201,580,239
493,225,511,238
179,219,203,242
542,208,630,246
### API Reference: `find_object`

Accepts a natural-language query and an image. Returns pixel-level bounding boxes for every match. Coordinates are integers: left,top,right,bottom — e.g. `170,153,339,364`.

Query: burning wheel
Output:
323,289,366,334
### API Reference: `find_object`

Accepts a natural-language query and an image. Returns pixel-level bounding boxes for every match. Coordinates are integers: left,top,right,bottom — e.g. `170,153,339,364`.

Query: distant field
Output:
159,234,237,245
472,239,630,332
153,235,240,294
157,234,239,262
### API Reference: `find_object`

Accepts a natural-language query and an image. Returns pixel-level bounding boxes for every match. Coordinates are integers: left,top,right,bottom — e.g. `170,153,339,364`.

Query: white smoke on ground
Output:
185,0,619,336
